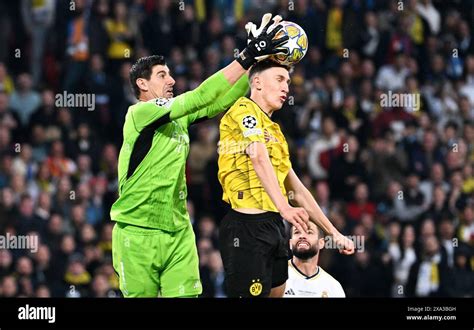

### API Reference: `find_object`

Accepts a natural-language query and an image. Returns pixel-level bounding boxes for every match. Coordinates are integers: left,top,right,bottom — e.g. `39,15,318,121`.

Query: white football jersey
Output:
284,260,346,298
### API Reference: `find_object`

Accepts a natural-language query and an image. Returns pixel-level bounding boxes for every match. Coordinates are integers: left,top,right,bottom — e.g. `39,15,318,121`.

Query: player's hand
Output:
237,14,289,69
245,13,282,44
279,205,309,234
245,14,285,62
332,232,355,255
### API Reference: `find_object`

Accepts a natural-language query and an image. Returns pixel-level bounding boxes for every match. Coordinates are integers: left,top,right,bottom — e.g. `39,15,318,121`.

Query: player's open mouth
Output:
296,240,310,248
280,96,287,102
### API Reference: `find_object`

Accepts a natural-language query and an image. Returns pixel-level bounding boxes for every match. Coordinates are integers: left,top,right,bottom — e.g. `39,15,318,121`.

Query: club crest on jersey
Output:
242,115,257,129
249,279,263,296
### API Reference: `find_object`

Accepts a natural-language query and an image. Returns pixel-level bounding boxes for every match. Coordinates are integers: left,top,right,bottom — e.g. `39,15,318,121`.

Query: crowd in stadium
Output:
0,0,473,297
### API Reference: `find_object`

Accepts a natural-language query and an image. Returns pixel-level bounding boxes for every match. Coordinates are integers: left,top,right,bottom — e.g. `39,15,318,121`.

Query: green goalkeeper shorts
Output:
112,221,202,297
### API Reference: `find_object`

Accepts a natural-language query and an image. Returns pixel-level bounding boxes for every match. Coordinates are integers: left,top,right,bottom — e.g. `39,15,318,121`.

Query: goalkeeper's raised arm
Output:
129,13,289,128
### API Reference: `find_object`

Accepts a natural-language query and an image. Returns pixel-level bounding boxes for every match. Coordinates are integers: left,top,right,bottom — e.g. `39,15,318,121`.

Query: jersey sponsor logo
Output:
242,115,257,129
249,279,263,296
171,128,190,153
243,128,262,137
264,129,279,143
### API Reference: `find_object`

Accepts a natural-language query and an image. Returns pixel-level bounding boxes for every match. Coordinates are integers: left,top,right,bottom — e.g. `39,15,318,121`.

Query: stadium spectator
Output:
12,144,36,183
35,284,51,297
21,0,56,87
33,245,52,287
438,218,456,268
458,205,474,245
329,135,368,201
104,1,136,74
406,235,449,297
446,243,474,297
0,249,13,278
308,116,342,180
344,248,393,297
0,63,14,95
1,275,18,297
140,0,174,57
15,256,34,296
200,250,226,298
346,182,376,223
0,92,19,141
313,181,332,216
89,0,110,60
64,253,91,297
90,273,112,297
9,73,41,127
376,51,410,91
63,0,90,92
188,125,218,202
389,224,417,297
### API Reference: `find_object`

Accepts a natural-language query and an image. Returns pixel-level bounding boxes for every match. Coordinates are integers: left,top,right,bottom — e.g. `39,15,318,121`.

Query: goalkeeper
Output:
110,13,288,298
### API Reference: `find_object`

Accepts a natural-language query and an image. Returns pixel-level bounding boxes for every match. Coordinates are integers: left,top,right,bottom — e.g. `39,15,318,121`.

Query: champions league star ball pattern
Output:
242,115,257,129
270,21,308,66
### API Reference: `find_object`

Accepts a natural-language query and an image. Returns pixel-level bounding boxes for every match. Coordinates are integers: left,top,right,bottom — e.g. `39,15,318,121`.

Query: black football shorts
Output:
219,209,289,297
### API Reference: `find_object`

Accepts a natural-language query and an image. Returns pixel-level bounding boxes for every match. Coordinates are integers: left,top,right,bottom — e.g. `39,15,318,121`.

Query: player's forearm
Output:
205,74,250,118
225,72,250,101
293,187,338,236
170,67,246,120
249,143,289,211
221,60,249,85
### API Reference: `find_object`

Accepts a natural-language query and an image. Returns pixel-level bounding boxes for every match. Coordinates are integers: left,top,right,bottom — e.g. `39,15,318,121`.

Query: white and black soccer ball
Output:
242,115,257,129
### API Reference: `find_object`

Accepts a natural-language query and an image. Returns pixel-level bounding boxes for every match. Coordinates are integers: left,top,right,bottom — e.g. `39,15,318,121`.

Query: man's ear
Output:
318,237,325,250
254,75,262,91
136,78,148,93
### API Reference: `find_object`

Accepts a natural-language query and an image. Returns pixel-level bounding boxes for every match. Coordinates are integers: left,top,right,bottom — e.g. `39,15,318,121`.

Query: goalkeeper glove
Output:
245,14,284,43
245,14,287,62
236,14,289,70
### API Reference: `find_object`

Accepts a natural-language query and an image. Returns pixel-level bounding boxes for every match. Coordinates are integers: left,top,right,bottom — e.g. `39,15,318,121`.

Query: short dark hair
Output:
129,55,166,98
444,120,459,131
249,59,290,80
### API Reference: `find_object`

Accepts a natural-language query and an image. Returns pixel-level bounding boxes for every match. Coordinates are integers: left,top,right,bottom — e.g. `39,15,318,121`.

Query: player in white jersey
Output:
284,221,346,297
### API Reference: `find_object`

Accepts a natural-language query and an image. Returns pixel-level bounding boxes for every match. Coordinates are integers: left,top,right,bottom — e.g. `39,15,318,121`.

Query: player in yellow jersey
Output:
218,60,355,297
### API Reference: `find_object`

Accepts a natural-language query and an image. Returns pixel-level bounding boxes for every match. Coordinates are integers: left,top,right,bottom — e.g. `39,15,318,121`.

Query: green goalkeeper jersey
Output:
110,71,249,232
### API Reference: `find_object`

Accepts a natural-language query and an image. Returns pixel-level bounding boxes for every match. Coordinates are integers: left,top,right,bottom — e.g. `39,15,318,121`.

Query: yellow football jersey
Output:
218,97,291,212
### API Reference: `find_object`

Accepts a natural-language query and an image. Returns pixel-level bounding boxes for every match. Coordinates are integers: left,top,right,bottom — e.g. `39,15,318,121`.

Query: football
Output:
270,21,308,66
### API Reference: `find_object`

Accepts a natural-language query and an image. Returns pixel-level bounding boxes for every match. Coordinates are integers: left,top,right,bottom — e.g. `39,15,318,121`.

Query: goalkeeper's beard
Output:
292,241,319,260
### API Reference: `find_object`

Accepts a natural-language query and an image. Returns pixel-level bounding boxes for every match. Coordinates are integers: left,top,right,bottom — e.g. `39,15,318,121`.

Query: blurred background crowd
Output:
0,0,473,298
